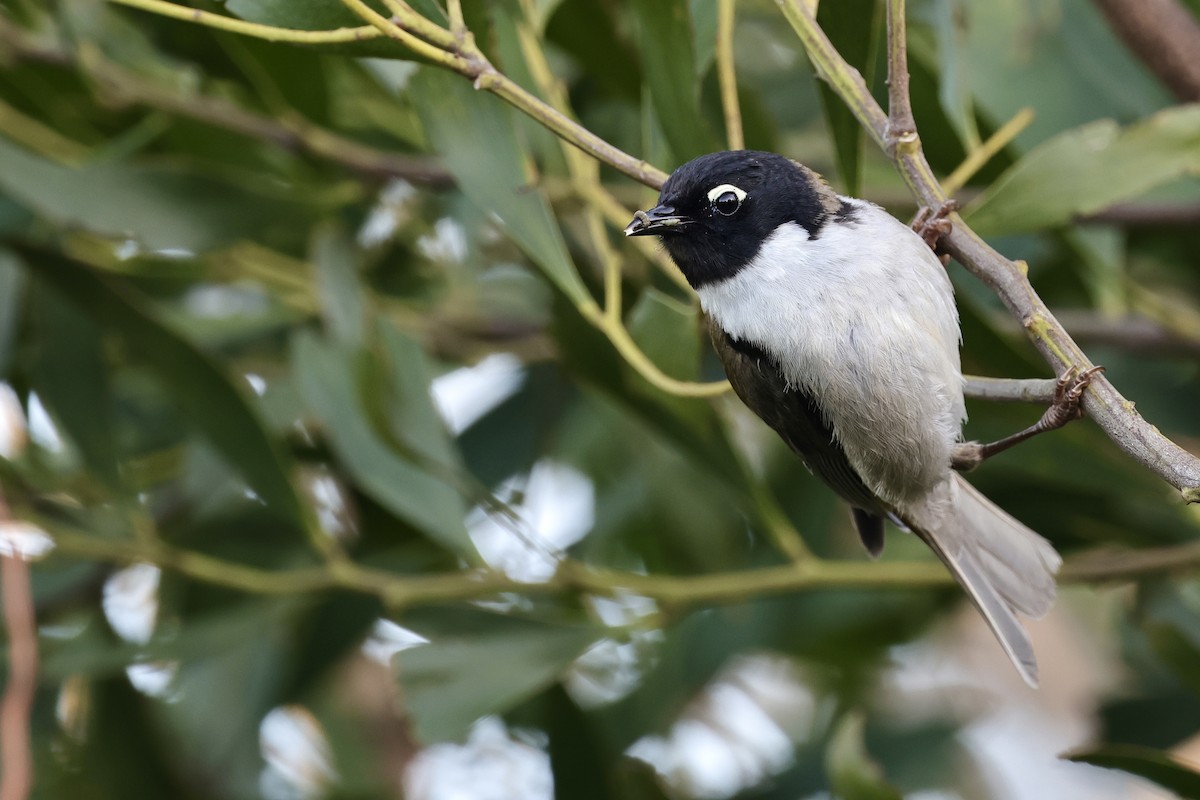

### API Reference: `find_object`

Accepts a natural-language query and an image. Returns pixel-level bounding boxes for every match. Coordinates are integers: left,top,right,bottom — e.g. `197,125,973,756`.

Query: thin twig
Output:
942,107,1034,196
0,490,35,800
883,0,916,152
34,515,1200,611
108,0,380,43
777,0,1200,503
717,0,745,150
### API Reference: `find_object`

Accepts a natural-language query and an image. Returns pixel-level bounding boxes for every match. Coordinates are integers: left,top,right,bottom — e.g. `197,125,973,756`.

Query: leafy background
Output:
1,0,1200,798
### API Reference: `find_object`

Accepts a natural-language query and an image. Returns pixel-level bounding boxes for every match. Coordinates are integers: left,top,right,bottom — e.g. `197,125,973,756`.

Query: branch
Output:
776,0,1200,503
109,0,380,43
38,514,1200,612
0,490,35,800
963,377,1058,405
1090,0,1200,102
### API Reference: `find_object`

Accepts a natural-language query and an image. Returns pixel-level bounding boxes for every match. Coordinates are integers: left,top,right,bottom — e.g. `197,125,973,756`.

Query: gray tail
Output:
904,474,1061,688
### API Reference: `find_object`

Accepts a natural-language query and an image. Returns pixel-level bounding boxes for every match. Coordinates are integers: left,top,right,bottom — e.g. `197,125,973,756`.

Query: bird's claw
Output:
1040,365,1105,430
912,200,958,254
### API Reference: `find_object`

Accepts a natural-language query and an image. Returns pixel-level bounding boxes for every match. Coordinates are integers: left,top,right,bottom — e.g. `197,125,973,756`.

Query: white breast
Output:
697,200,965,508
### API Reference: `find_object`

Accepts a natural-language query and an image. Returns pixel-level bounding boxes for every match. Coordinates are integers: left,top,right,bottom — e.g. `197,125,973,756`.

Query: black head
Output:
625,151,840,288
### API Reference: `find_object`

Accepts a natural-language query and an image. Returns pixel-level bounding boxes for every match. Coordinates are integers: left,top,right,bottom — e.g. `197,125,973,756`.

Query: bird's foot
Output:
950,365,1105,472
912,200,958,262
1038,365,1105,431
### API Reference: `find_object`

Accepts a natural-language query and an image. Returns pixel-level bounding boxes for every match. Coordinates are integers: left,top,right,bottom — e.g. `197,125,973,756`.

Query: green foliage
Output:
1,1,1200,799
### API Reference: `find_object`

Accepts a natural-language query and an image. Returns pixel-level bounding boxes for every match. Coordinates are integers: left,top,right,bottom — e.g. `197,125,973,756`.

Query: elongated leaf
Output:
0,137,315,253
0,250,22,377
395,611,598,742
312,226,367,349
826,713,904,800
689,0,718,78
965,106,1200,235
816,0,880,194
409,69,591,306
28,282,118,484
1066,744,1200,799
290,331,474,557
11,243,304,523
375,321,460,472
631,0,713,164
911,0,980,150
627,289,701,382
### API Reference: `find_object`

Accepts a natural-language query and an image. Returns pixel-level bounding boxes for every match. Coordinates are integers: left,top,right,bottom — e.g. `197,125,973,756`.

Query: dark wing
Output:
709,321,889,551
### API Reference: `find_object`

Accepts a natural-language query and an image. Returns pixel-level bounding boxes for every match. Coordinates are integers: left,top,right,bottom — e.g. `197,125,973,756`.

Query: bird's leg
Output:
912,199,958,261
952,366,1105,471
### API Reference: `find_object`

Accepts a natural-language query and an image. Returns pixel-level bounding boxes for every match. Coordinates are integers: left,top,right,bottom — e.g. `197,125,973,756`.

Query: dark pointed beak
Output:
624,204,691,237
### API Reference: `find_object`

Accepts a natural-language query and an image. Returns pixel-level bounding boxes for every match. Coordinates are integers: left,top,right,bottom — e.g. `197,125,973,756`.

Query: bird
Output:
625,150,1061,687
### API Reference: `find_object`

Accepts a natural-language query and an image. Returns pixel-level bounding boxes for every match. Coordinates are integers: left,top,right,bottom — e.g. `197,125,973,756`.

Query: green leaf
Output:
374,322,461,472
816,0,880,195
27,281,118,484
312,225,367,349
0,249,23,377
825,713,904,800
911,0,980,150
1066,744,1200,799
626,289,701,382
631,0,714,164
395,610,598,742
409,68,591,305
964,107,1200,236
12,243,305,523
689,0,719,78
290,330,474,557
939,0,1171,148
0,137,316,253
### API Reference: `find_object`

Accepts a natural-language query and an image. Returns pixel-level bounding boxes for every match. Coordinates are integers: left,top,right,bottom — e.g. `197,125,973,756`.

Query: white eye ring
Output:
706,184,747,204
707,183,747,216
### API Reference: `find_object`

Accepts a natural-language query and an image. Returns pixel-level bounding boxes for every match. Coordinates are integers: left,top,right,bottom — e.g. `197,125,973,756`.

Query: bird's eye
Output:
713,190,742,216
706,183,747,216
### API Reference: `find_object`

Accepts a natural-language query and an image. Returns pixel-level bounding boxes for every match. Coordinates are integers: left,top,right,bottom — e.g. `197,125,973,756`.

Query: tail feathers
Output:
905,474,1061,688
952,475,1061,619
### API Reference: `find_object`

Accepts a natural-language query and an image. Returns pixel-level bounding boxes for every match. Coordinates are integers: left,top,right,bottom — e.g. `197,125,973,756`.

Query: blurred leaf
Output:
826,712,904,800
290,330,474,557
13,243,305,524
911,0,980,150
689,0,718,77
0,249,23,377
1065,744,1200,799
395,610,598,742
410,68,592,305
374,321,461,471
627,289,701,381
631,0,714,164
312,225,367,349
816,0,880,194
965,108,1200,236
28,281,119,484
947,0,1171,147
0,137,317,253
489,3,571,174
